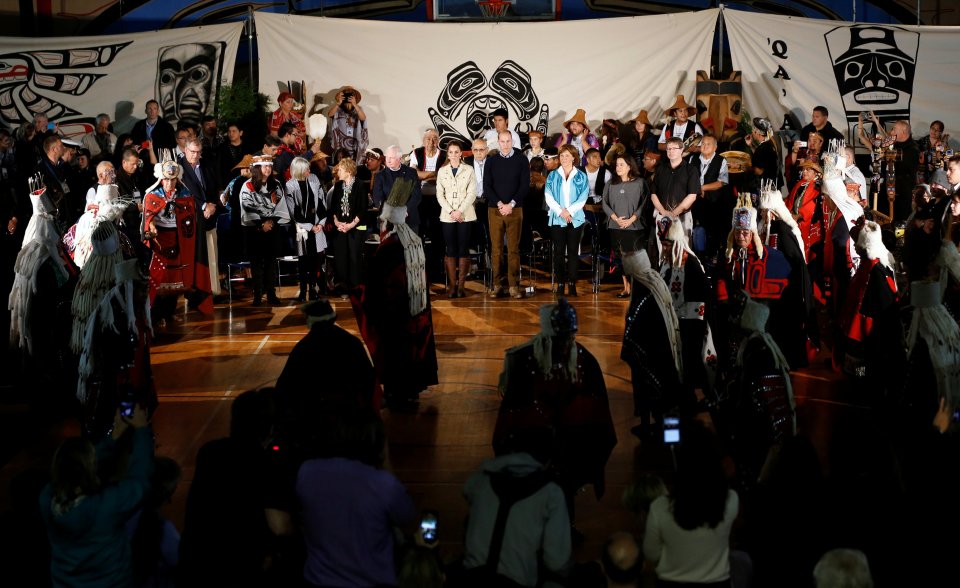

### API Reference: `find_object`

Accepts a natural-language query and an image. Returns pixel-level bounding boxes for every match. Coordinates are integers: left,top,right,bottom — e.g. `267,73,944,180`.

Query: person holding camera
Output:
40,404,154,588
327,85,369,162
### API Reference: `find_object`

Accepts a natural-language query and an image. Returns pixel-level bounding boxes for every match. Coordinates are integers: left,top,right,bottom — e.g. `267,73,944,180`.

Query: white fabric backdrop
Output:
725,8,960,149
0,22,243,138
256,11,719,149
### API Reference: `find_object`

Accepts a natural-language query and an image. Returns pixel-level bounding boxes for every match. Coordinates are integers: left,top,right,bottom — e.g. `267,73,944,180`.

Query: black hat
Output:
752,117,773,133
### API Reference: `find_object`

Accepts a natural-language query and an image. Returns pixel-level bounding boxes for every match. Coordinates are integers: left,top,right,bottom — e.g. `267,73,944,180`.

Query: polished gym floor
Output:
0,273,954,585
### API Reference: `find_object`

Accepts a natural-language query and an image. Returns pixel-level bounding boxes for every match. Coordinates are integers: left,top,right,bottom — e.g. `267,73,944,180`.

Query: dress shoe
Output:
509,286,522,299
616,290,631,299
488,286,504,298
266,293,283,305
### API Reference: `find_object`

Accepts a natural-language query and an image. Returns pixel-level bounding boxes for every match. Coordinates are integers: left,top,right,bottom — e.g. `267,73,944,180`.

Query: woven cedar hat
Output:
666,95,696,117
632,110,653,126
336,85,363,103
563,109,589,131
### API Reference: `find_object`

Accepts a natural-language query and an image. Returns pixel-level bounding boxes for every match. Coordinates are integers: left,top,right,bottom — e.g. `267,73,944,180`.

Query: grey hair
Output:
423,128,439,138
96,161,114,177
290,156,311,181
813,549,873,588
472,138,489,150
96,113,110,123
385,144,402,158
185,137,203,150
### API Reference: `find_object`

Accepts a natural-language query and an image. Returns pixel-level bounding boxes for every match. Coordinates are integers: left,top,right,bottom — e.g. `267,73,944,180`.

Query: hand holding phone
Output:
420,510,438,544
663,416,680,445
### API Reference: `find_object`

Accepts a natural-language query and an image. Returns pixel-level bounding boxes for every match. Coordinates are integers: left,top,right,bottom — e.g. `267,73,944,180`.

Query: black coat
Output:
177,156,221,230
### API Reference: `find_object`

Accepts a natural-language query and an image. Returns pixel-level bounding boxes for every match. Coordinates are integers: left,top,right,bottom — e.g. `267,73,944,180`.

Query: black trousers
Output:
298,250,321,289
245,226,280,297
442,220,473,257
332,229,363,289
550,223,584,284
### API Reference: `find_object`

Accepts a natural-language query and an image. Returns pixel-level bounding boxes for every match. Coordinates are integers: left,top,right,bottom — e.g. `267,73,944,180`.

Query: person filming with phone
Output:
40,404,154,588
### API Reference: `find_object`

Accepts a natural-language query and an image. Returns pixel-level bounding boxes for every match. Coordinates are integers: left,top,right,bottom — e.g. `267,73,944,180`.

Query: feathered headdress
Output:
70,221,122,353
726,193,764,261
759,179,805,261
378,177,426,316
856,221,895,272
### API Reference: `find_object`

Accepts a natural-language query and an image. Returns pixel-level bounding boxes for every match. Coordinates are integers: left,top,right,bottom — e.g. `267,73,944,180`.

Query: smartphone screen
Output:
420,510,438,543
663,417,680,445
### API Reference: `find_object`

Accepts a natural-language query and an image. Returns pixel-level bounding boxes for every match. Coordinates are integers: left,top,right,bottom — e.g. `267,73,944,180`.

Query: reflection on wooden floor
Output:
1,278,855,562
138,279,844,558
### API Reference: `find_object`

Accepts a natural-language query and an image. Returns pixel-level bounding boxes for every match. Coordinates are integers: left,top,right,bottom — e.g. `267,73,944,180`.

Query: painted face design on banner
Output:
428,60,549,147
825,25,919,126
156,43,222,127
0,42,130,128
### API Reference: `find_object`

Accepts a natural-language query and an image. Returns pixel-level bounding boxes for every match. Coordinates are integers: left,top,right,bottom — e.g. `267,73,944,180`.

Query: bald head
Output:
602,532,641,586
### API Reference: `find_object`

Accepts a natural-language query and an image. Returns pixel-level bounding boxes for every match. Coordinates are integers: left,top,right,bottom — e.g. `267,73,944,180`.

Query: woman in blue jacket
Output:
545,144,590,296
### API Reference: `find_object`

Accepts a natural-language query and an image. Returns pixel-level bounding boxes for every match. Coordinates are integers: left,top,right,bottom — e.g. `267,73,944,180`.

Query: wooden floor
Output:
0,275,949,583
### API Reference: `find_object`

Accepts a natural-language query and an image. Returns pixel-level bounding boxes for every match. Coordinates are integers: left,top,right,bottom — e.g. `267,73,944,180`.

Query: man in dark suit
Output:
372,145,422,233
178,137,223,296
131,99,176,159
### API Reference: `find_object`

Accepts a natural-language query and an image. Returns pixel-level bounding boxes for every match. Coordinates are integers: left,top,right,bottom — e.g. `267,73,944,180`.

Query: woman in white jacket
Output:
436,141,477,297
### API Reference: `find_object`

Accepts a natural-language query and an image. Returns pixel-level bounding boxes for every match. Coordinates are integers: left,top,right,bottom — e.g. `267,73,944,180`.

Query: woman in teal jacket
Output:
40,406,154,588
545,144,590,296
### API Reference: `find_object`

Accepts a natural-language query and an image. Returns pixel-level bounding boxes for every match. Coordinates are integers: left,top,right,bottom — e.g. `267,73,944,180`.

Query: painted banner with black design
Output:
255,11,718,150
724,8,960,150
0,22,243,140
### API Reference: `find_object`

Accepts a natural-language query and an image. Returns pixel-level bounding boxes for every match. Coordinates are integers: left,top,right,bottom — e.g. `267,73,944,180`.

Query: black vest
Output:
413,147,447,172
664,120,698,141
580,165,607,197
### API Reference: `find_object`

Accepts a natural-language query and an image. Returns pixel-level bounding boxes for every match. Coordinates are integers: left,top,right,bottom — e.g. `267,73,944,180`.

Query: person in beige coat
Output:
436,141,477,297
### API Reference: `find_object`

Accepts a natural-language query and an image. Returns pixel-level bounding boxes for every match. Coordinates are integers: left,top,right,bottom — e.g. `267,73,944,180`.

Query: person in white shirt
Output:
524,130,545,161
408,128,445,197
643,422,739,586
483,108,522,155
583,148,612,203
658,95,704,153
468,138,489,201
81,114,117,161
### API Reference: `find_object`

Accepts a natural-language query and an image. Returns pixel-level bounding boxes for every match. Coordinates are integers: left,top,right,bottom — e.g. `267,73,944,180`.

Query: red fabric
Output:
143,191,213,315
726,244,790,301
841,258,878,343
785,181,824,259
268,109,306,153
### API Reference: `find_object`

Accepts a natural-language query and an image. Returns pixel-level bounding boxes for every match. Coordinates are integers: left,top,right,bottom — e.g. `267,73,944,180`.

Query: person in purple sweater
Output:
297,411,416,588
